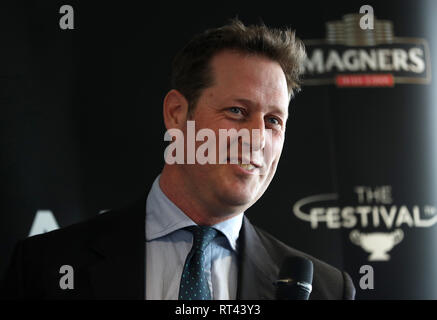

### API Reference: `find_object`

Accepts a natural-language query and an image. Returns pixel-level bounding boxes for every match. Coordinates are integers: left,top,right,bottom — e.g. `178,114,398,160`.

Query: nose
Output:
243,115,266,152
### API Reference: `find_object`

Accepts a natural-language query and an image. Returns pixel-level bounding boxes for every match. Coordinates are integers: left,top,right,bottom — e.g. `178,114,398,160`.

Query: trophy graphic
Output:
349,229,404,261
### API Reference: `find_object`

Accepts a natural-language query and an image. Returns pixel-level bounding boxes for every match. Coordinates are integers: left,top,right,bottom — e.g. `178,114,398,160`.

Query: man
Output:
1,19,355,300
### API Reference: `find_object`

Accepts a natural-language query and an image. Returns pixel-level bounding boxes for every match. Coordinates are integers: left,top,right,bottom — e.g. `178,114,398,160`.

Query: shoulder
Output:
1,199,146,299
22,207,121,253
24,198,145,250
249,222,356,300
13,198,146,273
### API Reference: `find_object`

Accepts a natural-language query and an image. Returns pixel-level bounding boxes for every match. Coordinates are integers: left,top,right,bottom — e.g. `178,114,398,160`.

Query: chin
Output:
223,194,253,207
219,185,257,207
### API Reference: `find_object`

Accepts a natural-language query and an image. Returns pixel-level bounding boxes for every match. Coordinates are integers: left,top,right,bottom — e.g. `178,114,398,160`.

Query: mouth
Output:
238,161,256,171
228,158,262,173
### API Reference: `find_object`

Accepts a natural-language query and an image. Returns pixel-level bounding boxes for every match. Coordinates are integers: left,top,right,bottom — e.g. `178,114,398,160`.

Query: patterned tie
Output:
178,226,218,300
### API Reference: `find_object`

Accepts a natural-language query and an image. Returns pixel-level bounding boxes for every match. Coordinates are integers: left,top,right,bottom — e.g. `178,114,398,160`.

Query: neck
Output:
159,165,242,226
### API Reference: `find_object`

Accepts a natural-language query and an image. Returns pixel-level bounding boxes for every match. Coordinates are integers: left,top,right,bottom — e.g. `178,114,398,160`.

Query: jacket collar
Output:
236,216,279,300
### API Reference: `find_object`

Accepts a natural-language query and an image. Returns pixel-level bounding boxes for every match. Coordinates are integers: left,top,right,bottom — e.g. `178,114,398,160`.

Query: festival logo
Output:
293,186,437,261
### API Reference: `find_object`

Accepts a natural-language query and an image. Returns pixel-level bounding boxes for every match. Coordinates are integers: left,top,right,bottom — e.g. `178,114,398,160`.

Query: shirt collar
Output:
145,175,244,252
211,212,243,252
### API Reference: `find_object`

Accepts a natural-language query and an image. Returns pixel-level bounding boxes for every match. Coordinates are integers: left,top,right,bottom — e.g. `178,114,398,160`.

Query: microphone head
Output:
279,256,314,284
276,256,314,300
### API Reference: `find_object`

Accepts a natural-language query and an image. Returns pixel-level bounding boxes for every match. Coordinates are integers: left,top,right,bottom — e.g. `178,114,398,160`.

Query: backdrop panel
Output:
1,0,436,299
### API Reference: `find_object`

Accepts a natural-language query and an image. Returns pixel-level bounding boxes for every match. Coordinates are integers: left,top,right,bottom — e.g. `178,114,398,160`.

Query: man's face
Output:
180,50,289,213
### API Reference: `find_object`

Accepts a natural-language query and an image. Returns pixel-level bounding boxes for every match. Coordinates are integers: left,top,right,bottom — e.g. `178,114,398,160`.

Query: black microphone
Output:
275,256,314,300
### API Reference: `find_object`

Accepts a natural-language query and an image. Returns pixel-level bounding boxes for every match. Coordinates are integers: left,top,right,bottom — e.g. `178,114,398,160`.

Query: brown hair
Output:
170,18,306,115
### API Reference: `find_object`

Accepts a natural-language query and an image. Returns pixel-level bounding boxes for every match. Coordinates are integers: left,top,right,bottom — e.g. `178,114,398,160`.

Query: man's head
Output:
171,18,306,117
161,18,306,223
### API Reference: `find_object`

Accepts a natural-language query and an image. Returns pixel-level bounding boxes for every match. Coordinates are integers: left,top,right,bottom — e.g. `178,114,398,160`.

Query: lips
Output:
227,158,262,172
238,162,256,171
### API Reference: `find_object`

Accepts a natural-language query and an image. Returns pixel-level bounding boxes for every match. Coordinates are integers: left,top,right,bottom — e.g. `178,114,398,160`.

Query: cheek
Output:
267,134,285,163
274,138,284,159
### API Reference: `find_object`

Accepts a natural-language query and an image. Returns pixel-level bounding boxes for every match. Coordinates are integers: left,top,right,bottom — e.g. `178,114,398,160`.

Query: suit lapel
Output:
87,198,146,299
237,217,279,300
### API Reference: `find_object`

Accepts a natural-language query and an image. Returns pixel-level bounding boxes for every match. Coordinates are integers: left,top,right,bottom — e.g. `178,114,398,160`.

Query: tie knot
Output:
186,226,218,251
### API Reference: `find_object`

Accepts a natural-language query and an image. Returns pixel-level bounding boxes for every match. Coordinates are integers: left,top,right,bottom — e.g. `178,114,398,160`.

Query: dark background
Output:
1,0,436,299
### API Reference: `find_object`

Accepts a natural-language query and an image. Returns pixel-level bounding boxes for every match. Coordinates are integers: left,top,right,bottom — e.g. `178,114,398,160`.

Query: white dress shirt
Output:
145,175,244,300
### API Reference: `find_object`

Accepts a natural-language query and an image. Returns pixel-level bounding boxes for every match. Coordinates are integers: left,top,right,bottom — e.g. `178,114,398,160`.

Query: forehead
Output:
207,50,290,111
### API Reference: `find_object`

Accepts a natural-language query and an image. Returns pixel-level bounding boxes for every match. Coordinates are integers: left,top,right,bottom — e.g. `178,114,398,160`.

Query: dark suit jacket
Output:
0,197,355,300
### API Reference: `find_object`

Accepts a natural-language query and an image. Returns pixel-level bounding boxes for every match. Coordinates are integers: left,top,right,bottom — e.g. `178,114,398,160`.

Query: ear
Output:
163,89,189,130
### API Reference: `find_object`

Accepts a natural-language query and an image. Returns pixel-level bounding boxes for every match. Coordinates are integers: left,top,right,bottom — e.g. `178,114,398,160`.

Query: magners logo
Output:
302,14,431,87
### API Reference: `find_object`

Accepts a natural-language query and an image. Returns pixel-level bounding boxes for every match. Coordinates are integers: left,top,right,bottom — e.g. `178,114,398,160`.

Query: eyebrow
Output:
232,98,288,119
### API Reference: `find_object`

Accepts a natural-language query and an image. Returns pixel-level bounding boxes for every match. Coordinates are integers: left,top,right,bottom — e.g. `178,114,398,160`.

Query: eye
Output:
229,107,243,114
267,117,280,126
